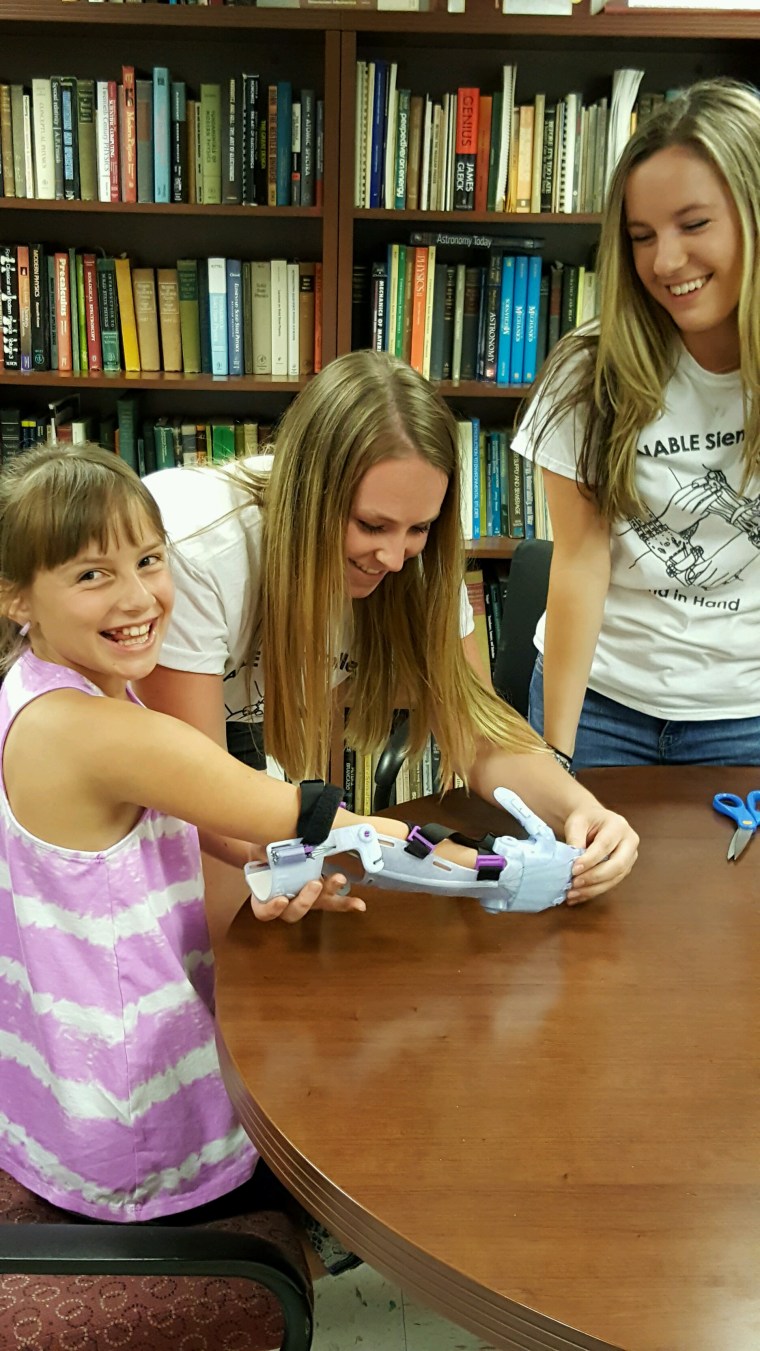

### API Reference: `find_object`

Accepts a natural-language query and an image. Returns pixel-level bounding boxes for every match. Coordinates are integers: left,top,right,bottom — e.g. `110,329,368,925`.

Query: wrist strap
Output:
296,779,344,846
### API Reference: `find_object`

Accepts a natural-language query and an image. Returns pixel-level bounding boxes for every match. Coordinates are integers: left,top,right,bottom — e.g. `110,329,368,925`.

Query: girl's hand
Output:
248,853,367,923
562,806,639,904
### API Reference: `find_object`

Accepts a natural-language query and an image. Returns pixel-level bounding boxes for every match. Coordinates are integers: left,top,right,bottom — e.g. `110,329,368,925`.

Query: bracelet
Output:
547,744,576,777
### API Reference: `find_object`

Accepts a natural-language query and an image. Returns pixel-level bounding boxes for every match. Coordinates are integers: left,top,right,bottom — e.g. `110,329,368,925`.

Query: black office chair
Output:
372,539,553,809
492,538,553,718
0,1166,313,1351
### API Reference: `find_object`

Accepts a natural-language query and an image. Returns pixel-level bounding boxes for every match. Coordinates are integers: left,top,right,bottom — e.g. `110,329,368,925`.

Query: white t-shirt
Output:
513,344,760,720
145,460,475,726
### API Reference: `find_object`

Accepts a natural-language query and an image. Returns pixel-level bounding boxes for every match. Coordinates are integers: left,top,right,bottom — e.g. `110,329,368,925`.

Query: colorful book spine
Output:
153,67,171,204
496,254,516,387
207,256,229,376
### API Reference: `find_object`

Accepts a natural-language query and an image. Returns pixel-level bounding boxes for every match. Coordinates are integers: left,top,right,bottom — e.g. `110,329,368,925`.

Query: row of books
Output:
354,62,645,213
0,395,274,473
355,238,598,386
0,246,323,379
456,418,551,542
0,74,324,207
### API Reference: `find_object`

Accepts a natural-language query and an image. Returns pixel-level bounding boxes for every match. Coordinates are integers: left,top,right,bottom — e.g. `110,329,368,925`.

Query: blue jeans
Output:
528,654,760,770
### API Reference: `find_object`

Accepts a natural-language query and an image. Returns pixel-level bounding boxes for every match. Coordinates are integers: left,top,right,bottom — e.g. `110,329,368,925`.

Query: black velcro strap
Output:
297,780,343,846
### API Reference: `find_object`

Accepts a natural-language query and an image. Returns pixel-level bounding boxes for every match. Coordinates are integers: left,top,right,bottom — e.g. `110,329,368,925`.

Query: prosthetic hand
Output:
245,787,580,914
352,789,580,914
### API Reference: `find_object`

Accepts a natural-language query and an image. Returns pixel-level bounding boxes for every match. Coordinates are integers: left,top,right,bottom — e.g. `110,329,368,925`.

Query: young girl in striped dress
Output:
0,442,427,1233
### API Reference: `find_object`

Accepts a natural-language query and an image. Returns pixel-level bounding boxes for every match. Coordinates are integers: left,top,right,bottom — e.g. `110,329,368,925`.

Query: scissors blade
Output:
729,828,754,861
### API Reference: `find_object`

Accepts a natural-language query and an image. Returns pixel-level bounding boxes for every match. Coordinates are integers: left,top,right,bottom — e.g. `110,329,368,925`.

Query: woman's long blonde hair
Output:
235,350,540,782
522,78,760,521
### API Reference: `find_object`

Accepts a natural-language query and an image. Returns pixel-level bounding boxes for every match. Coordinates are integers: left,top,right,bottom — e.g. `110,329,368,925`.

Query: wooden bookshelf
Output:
1,0,758,800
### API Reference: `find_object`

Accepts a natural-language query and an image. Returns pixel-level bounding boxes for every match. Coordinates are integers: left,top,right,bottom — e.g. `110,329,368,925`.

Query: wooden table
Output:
215,766,760,1351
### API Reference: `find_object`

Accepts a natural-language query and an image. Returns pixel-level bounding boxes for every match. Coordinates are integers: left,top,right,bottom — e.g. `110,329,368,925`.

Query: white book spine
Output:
448,95,458,210
419,94,432,212
495,64,515,213
96,82,111,201
22,94,35,198
286,260,299,379
31,79,55,200
429,104,441,212
354,62,367,208
207,256,228,377
440,95,450,213
270,258,288,376
364,62,375,209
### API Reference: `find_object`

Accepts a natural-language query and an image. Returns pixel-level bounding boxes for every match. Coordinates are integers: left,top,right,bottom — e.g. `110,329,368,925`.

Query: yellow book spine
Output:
114,256,141,372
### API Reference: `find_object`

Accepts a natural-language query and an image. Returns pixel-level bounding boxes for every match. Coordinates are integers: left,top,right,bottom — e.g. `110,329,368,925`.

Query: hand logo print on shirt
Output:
623,468,760,590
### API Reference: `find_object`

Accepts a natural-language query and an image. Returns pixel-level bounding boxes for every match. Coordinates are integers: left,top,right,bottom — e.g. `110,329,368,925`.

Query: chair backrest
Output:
492,539,553,719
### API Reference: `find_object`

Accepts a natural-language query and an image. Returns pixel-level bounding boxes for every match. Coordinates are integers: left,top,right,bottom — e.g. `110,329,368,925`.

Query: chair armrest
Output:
373,713,410,812
0,1223,313,1351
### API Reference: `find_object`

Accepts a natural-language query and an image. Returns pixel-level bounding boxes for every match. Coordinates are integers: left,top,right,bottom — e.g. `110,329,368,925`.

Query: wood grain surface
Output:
216,766,760,1351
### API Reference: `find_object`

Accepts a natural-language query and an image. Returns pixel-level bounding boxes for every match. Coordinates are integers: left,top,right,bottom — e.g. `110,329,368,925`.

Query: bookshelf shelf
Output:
0,201,323,220
355,210,601,225
0,371,306,393
465,537,518,559
0,1,338,31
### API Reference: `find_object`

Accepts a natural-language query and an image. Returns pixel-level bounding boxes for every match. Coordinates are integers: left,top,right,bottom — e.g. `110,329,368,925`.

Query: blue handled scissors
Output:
712,791,760,861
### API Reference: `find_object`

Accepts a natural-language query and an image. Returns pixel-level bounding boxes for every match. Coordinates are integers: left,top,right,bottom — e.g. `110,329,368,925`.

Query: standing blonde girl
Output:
515,78,760,770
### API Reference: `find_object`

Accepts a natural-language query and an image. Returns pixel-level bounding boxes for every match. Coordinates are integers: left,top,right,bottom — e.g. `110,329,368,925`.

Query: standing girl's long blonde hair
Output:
522,78,760,520
235,350,540,783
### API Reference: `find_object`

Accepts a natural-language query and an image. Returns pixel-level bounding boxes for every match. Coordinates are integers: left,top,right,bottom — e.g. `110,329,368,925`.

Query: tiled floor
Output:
312,1263,496,1351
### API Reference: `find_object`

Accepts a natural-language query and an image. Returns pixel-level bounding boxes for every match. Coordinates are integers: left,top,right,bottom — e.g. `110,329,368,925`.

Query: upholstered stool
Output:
0,1167,313,1350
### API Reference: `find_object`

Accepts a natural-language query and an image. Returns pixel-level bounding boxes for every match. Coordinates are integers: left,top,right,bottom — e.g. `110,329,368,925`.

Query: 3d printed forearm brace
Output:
245,787,580,913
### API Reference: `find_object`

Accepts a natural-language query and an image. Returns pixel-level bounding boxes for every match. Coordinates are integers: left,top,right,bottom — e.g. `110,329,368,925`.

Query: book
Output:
510,254,529,384
301,87,315,206
132,267,160,372
30,244,48,371
298,261,316,376
176,259,201,375
17,246,31,372
135,78,153,204
114,256,141,372
94,257,119,373
454,87,479,211
76,78,97,202
251,259,272,375
83,254,103,372
496,253,516,386
152,66,171,203
121,66,137,203
31,79,55,200
226,258,243,377
207,256,229,376
54,253,72,372
522,255,543,384
270,258,288,376
157,268,182,373
276,81,292,206
200,83,222,205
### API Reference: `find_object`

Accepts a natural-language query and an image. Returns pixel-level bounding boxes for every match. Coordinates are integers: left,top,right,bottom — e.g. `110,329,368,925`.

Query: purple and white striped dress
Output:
0,650,256,1221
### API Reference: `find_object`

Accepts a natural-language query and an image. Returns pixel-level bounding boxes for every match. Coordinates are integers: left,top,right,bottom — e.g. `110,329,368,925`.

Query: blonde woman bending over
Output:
140,350,638,904
514,79,760,770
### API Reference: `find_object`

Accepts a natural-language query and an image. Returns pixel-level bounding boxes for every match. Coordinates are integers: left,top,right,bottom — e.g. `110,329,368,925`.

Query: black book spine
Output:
540,103,556,214
441,264,456,381
171,81,187,204
60,77,80,200
0,246,20,371
301,88,314,207
483,251,501,383
30,243,48,371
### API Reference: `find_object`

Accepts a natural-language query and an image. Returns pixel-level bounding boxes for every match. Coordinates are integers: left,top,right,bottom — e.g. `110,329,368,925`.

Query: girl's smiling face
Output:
344,453,449,599
625,144,743,373
8,516,174,699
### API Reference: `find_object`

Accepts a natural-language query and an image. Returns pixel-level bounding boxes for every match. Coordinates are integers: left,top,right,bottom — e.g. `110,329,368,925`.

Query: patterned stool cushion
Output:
0,1168,312,1351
